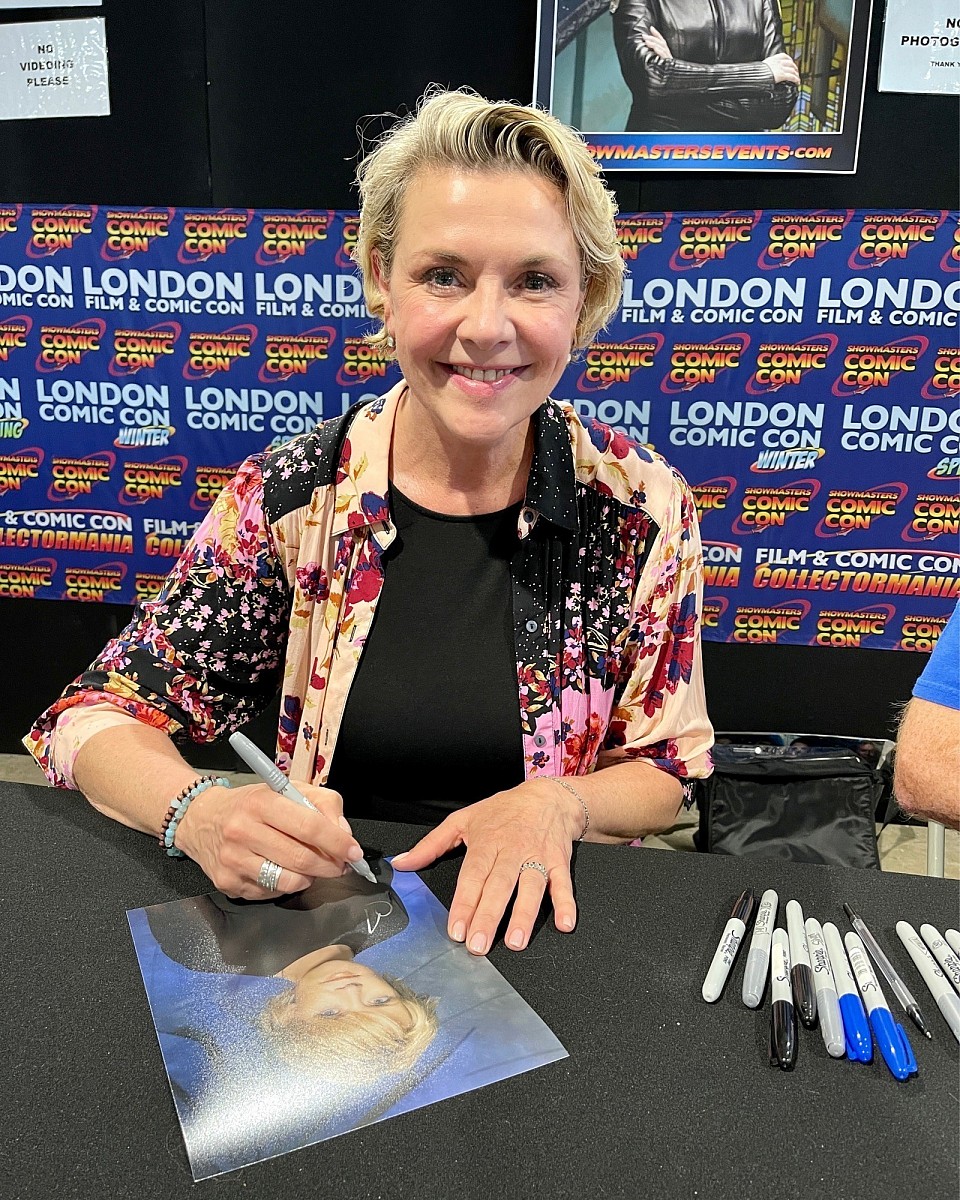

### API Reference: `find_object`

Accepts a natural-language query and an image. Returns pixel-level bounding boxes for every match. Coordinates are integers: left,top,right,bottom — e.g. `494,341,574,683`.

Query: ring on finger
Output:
257,858,283,891
519,859,549,882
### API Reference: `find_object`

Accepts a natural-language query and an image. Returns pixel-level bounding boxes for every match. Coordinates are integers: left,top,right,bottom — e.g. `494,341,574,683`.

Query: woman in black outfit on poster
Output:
611,0,800,132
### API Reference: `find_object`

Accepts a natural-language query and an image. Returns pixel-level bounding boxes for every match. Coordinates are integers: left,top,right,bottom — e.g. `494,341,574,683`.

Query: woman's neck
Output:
390,395,533,516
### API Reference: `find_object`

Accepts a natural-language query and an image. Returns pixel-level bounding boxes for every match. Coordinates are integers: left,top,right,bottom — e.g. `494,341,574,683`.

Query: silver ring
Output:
257,858,282,891
519,859,549,882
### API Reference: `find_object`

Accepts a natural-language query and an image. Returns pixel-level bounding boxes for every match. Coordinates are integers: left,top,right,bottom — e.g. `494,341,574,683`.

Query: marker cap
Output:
742,948,768,1008
869,1008,918,1080
816,988,846,1058
837,992,872,1062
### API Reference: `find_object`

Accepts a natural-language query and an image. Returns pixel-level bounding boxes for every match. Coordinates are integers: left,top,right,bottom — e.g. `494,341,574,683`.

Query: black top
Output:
327,486,526,825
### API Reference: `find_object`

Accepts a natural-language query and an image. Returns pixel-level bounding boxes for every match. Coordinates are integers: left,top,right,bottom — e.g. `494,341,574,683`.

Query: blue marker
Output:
823,922,872,1062
845,931,918,1081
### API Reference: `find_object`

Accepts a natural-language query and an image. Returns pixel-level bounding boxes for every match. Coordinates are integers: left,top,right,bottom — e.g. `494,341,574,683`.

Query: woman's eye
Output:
424,267,459,288
523,272,557,292
319,1007,341,1018
371,996,394,1006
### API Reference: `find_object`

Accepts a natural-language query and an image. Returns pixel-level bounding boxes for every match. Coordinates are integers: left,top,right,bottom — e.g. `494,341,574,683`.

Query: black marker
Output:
769,928,797,1070
786,899,818,1028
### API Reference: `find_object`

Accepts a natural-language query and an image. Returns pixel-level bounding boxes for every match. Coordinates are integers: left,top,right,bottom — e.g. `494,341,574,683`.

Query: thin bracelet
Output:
554,777,590,841
159,775,232,858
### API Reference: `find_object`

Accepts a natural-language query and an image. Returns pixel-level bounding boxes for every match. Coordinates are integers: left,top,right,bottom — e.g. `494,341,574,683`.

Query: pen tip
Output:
842,902,855,920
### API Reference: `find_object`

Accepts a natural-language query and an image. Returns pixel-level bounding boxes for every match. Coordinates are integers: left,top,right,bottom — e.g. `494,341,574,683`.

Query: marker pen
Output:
702,889,755,1003
920,924,960,993
229,730,377,883
805,917,845,1057
845,931,918,1080
945,929,960,957
742,888,778,1008
844,903,930,1038
897,922,960,1043
769,927,797,1070
786,899,817,1028
823,921,872,1063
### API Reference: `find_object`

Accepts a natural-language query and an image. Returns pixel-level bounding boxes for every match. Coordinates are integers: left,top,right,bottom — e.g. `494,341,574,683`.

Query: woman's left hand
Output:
642,26,673,60
391,780,584,954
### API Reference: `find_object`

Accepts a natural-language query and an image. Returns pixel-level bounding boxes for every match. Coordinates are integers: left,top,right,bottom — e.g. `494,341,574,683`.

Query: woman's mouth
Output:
447,364,517,382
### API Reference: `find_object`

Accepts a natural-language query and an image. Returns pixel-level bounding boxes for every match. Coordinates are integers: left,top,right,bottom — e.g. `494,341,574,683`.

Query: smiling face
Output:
374,167,584,460
290,960,413,1028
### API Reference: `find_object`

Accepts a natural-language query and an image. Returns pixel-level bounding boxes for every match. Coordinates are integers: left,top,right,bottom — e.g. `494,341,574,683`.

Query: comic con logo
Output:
0,449,43,494
899,612,951,652
260,327,335,383
337,335,392,387
691,477,736,521
577,336,663,392
190,464,238,511
256,212,333,266
701,596,729,629
730,603,810,643
903,492,960,542
746,337,838,395
616,215,670,261
732,481,819,534
0,558,54,598
120,457,187,505
48,453,115,501
920,348,960,401
134,571,169,601
0,316,32,365
109,324,180,377
183,325,257,380
815,483,909,537
100,210,174,261
831,338,928,397
669,213,760,270
26,207,96,258
178,211,252,265
814,606,896,648
848,212,944,270
661,336,748,393
36,321,106,373
757,213,851,269
335,215,360,269
0,205,21,236
62,562,127,602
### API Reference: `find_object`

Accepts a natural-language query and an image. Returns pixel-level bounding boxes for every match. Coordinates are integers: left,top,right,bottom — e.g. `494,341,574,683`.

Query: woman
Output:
611,0,800,131
26,89,713,957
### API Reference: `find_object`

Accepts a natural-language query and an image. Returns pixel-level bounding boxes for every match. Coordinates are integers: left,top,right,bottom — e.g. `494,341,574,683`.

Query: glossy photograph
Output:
533,0,872,171
128,861,568,1180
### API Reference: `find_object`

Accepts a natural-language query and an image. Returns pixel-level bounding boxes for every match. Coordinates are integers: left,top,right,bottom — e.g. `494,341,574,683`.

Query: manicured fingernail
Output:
508,928,525,949
559,914,575,931
391,851,408,863
347,843,363,861
450,920,465,942
469,933,487,954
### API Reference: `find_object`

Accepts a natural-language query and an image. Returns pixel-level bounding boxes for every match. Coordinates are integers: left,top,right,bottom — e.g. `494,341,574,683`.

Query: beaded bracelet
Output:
554,778,590,841
159,775,232,858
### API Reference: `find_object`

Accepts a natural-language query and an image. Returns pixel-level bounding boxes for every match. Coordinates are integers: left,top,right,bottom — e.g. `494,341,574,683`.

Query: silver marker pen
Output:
229,730,376,883
742,888,778,1008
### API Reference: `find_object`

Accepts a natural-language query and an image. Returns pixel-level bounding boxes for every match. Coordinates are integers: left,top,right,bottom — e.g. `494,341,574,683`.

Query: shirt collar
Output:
524,400,579,535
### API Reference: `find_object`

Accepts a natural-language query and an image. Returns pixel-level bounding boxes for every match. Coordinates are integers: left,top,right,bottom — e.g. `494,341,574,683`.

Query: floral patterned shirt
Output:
26,381,713,802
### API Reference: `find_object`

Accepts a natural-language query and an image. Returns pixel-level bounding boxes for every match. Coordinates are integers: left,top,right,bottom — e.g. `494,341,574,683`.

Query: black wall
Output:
2,0,957,758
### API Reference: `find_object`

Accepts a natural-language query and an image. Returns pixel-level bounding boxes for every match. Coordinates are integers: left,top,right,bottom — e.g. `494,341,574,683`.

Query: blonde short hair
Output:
354,87,625,352
260,976,439,1079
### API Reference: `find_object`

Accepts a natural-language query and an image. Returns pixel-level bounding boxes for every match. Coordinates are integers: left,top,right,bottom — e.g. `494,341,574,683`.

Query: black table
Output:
7,781,959,1199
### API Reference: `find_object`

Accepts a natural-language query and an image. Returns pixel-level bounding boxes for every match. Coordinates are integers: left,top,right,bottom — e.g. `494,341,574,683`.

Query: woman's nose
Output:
458,282,512,348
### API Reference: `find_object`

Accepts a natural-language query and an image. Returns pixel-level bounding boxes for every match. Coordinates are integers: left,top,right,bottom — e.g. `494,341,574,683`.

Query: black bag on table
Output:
694,745,882,870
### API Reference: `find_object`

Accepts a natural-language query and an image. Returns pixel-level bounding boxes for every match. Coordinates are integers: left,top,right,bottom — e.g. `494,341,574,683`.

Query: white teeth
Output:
451,365,513,382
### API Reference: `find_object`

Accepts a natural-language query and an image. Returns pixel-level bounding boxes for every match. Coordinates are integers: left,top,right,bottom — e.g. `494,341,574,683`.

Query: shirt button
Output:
533,734,547,748
520,506,536,524
525,619,538,633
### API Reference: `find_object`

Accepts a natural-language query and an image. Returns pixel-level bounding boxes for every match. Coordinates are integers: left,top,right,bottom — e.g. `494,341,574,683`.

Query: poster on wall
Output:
878,0,960,94
533,0,872,172
0,17,109,121
0,204,956,652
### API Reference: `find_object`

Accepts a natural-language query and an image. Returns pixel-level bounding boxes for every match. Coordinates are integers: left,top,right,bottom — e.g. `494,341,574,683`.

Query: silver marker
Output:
742,888,778,1008
805,917,845,1057
897,921,960,1042
945,929,960,957
229,730,376,883
920,924,960,993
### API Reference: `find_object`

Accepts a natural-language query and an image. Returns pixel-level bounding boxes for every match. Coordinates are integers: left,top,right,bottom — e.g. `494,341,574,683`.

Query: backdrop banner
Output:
0,204,957,653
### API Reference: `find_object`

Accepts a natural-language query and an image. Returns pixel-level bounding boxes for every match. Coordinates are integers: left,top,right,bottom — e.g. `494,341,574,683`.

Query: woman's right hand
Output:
175,780,365,898
764,54,800,85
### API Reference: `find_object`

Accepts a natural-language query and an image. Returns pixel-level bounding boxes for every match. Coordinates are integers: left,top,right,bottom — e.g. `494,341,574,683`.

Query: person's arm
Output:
894,698,960,829
25,458,364,895
394,462,713,954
